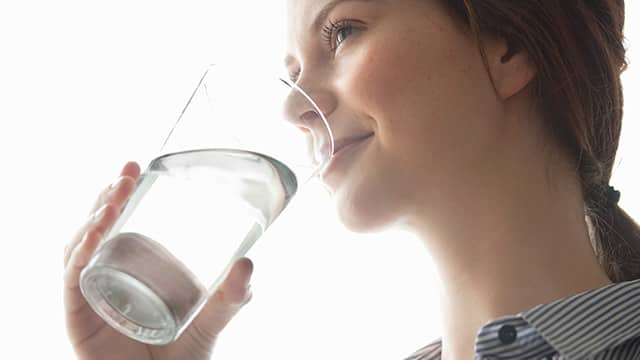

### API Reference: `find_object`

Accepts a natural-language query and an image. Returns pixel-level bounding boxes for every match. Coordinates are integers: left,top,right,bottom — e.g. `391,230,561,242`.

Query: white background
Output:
0,1,638,359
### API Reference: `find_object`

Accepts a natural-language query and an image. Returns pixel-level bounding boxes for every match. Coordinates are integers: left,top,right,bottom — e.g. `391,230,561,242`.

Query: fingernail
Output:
80,231,90,244
109,176,127,191
243,286,253,304
89,204,109,222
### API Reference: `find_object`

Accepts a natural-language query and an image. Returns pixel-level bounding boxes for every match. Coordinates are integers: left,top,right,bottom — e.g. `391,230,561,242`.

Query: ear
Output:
485,36,537,101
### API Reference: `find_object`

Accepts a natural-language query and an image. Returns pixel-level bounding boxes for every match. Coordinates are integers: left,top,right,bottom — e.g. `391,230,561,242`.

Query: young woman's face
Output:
285,0,506,232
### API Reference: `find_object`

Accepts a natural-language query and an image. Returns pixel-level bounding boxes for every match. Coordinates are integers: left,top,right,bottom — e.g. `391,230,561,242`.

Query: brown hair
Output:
440,0,640,282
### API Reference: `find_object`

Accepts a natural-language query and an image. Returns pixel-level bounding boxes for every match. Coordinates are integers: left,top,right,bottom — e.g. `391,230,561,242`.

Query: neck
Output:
397,116,612,360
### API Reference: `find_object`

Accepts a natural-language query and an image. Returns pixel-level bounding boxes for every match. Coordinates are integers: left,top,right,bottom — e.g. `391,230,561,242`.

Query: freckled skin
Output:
286,1,503,232
286,3,614,360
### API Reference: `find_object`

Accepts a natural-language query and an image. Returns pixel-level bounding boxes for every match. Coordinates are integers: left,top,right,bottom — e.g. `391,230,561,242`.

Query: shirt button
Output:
498,324,517,345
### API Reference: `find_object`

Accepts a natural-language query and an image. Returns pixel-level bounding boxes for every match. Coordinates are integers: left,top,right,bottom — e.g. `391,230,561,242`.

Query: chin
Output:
333,188,394,234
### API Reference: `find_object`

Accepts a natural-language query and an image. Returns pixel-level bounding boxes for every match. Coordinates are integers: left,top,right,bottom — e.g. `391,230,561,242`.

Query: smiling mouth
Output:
316,132,375,160
333,133,375,155
320,133,374,178
333,133,374,156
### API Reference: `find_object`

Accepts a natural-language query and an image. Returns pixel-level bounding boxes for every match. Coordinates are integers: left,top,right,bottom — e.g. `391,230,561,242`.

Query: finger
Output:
64,227,104,313
193,258,254,336
64,202,119,268
89,166,139,215
87,161,140,215
65,173,137,268
120,161,141,179
218,257,254,306
97,175,137,215
64,203,109,268
101,175,137,213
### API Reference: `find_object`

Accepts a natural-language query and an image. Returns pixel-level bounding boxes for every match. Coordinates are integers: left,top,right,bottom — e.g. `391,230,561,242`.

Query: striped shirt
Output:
405,278,640,360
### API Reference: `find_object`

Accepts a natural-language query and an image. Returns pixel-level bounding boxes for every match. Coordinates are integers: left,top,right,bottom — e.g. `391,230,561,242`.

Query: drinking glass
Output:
79,63,334,345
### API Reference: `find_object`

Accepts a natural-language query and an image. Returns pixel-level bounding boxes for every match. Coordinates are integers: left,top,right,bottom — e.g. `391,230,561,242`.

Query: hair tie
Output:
606,185,621,207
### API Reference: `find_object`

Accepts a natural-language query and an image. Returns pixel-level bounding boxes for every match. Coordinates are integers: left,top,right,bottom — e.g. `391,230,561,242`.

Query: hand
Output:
64,162,254,360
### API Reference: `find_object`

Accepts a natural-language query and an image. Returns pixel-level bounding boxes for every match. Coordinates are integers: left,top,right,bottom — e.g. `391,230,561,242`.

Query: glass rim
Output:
157,63,335,181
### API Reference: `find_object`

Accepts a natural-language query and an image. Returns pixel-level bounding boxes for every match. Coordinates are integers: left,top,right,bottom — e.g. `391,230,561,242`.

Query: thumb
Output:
190,257,254,338
217,257,254,306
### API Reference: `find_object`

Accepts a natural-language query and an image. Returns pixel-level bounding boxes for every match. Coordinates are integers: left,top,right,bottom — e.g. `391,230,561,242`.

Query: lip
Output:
318,133,374,159
321,133,374,178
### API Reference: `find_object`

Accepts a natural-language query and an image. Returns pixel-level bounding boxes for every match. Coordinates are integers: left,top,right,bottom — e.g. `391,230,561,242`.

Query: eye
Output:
321,19,361,53
335,24,354,47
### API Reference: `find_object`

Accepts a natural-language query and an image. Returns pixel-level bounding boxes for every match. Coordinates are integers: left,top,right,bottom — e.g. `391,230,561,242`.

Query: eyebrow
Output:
285,0,375,67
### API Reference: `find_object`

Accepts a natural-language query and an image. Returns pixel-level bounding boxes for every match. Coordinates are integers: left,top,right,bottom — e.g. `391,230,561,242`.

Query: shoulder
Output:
591,334,640,359
403,337,441,360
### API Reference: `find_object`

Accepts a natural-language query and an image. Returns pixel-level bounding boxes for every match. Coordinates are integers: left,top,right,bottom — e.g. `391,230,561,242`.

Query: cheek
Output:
334,25,504,190
335,41,405,130
335,27,460,145
333,34,450,179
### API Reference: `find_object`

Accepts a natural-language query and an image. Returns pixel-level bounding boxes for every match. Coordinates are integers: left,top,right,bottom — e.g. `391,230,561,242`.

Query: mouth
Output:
316,133,375,160
332,133,375,156
320,133,374,178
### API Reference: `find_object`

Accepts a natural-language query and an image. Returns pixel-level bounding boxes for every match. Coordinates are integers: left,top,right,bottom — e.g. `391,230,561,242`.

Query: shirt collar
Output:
519,278,640,359
407,279,640,360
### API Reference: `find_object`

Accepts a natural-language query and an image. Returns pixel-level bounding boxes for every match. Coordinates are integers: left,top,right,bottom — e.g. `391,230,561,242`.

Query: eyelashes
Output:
288,19,364,82
321,19,360,53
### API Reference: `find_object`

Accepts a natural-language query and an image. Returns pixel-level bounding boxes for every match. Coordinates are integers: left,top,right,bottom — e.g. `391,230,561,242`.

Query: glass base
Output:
80,266,178,345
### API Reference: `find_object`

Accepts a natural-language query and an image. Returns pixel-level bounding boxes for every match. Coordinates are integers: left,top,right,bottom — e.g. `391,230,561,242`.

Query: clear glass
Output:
79,63,334,345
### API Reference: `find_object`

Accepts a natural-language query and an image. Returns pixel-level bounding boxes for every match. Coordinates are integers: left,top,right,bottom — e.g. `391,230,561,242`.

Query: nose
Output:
282,80,337,160
282,81,336,131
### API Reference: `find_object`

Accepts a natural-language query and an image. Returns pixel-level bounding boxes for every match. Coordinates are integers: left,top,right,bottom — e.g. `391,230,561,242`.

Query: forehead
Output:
286,0,326,42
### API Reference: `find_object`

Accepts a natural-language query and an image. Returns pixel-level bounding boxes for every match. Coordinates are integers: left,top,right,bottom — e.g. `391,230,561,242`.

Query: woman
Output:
64,0,640,359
